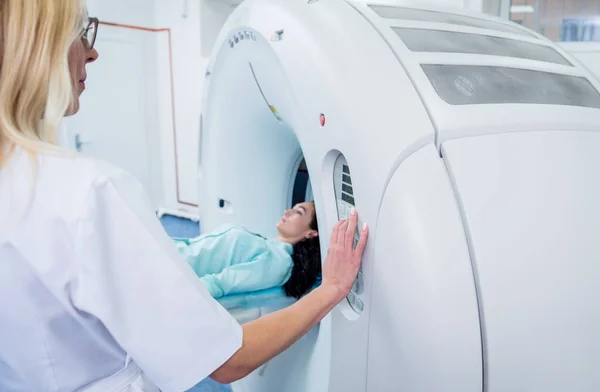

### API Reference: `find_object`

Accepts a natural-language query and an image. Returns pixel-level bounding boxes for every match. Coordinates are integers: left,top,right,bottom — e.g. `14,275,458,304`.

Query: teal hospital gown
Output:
173,225,294,299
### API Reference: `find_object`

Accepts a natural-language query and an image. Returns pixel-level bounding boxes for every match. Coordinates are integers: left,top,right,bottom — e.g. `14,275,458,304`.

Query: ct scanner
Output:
197,1,600,391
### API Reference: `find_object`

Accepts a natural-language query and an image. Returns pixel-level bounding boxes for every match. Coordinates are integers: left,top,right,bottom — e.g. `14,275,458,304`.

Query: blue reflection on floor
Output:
187,377,231,392
160,214,232,392
159,214,200,238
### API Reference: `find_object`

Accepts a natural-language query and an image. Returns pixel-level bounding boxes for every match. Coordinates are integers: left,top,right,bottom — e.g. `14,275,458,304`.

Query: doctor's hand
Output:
211,208,368,384
322,208,369,302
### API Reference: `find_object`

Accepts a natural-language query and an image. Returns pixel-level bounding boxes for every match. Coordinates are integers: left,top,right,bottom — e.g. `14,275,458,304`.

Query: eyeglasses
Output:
82,17,99,50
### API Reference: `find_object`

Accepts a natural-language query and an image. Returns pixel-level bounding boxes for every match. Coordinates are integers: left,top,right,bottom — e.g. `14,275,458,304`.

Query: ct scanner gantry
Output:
197,1,600,391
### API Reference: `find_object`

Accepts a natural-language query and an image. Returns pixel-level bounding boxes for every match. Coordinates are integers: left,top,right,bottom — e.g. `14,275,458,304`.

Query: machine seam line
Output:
441,152,487,392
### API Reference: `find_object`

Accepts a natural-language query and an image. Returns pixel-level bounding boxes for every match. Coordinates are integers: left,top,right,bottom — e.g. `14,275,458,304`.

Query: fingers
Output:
330,220,344,245
330,209,367,254
337,219,349,245
345,208,358,248
355,222,369,256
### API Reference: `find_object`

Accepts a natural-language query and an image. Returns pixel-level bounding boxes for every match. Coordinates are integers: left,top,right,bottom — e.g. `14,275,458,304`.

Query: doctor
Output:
0,1,369,392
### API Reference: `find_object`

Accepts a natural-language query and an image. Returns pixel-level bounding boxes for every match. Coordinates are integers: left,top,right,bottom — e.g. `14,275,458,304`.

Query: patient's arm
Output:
200,252,291,298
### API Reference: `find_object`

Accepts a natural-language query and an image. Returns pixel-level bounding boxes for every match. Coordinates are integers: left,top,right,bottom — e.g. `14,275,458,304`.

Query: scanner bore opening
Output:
292,158,313,207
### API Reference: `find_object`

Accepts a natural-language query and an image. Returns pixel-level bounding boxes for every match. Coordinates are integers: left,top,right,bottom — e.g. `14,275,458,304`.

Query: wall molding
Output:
99,20,198,208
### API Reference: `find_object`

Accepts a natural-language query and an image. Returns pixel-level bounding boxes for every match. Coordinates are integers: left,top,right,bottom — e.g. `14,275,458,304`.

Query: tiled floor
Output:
159,214,232,392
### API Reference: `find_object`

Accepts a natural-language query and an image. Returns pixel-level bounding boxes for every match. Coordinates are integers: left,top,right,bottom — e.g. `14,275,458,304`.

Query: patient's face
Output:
276,202,318,244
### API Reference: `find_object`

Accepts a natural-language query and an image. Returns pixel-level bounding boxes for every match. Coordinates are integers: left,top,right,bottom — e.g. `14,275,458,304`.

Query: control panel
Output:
333,154,364,314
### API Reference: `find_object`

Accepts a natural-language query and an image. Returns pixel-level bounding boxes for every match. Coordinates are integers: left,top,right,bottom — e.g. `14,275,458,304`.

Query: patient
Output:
174,201,321,300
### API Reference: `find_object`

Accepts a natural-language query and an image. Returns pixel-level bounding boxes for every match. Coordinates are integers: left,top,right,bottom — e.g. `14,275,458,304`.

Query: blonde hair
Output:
0,0,87,166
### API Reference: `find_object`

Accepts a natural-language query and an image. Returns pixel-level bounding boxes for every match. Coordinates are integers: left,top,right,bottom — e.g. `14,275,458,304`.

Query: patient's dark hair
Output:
283,208,321,299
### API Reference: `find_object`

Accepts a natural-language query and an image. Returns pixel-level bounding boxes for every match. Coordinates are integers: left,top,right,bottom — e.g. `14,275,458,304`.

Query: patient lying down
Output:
173,201,321,299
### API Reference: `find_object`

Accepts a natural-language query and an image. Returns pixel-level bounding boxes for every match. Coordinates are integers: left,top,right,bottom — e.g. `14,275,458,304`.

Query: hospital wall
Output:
62,0,597,217
61,0,207,216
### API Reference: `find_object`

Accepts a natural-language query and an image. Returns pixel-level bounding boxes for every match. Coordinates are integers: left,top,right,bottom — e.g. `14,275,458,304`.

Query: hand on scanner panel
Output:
322,207,369,300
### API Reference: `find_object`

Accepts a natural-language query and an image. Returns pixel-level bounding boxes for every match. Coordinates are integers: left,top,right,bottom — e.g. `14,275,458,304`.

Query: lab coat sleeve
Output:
200,252,293,298
72,169,243,392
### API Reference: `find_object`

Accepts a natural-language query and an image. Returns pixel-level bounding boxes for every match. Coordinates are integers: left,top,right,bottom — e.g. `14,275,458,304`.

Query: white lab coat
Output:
0,147,243,392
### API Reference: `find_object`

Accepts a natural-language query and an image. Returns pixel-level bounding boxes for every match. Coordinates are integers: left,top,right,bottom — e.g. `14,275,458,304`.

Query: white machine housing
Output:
199,1,600,391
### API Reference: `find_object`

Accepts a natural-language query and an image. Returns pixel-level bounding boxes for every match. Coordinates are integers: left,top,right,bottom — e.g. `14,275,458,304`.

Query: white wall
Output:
62,0,167,208
153,1,203,213
464,0,484,12
83,0,228,215
154,0,241,214
62,23,164,208
66,0,208,215
87,0,155,26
